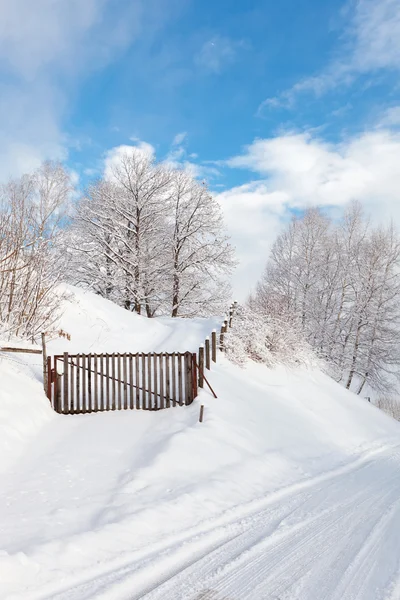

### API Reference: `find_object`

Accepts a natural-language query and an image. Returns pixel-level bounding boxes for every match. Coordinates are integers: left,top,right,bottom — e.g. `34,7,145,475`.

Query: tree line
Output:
0,149,235,341
251,203,400,394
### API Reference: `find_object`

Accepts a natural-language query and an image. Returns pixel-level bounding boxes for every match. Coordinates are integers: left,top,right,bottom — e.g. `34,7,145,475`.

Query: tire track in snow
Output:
20,446,400,600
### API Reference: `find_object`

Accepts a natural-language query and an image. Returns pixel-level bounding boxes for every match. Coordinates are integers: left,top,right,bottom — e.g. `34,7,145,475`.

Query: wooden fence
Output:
47,352,197,415
43,301,237,416
195,301,237,391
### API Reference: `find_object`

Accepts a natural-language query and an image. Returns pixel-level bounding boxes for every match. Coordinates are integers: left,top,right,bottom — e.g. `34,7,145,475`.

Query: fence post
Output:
211,329,217,363
220,319,229,351
192,353,198,399
46,356,52,401
229,308,234,328
205,336,210,370
198,345,204,388
41,332,48,394
199,404,204,423
63,352,69,414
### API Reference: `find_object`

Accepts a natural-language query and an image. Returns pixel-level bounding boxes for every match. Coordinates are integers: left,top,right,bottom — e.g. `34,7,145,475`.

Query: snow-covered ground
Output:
1,286,400,600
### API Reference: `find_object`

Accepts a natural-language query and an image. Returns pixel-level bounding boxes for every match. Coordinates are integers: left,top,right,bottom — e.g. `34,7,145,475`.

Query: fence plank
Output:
88,354,92,412
75,355,80,412
70,354,75,413
192,353,198,400
212,330,217,363
198,345,204,389
159,354,165,410
111,354,116,410
81,354,86,412
135,354,140,409
123,354,128,410
142,354,147,410
104,354,109,411
165,354,170,408
153,354,158,410
53,357,59,412
63,352,69,414
178,354,183,406
93,354,98,412
99,354,104,411
129,354,134,409
116,353,121,410
205,337,210,370
184,353,189,405
147,353,152,409
172,353,177,407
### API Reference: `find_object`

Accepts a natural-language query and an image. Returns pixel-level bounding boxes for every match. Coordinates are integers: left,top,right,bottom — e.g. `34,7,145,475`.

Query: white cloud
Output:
217,183,288,300
222,127,400,297
227,130,400,211
172,132,187,146
0,0,172,181
194,35,244,74
379,106,400,127
260,0,400,111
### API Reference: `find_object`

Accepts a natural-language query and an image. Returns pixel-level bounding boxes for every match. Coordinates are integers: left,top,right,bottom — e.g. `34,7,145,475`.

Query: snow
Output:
1,286,400,599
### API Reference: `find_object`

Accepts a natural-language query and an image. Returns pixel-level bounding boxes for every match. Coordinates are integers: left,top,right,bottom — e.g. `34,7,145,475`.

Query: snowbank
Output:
0,358,54,474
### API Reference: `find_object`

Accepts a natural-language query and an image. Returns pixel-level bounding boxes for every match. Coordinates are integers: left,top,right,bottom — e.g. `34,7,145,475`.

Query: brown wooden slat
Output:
141,353,147,410
165,354,170,408
172,352,177,407
205,337,210,370
159,354,165,410
116,353,121,410
178,353,183,406
105,354,110,411
192,353,198,400
82,354,86,412
123,354,128,410
63,352,69,414
147,353,152,409
93,354,98,412
75,354,80,412
189,351,194,405
87,354,92,412
70,354,75,413
183,353,189,406
99,354,104,411
212,330,217,363
135,354,140,409
153,353,158,410
198,345,204,389
128,354,133,409
111,353,116,410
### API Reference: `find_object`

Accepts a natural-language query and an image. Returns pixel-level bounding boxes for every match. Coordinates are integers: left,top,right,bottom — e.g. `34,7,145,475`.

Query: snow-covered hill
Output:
1,286,400,600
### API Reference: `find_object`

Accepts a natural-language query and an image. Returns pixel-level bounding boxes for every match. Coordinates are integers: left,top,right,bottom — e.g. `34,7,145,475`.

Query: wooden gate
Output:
47,352,198,415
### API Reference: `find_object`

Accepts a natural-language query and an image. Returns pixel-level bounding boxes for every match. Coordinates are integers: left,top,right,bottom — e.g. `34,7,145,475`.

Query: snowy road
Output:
22,445,400,600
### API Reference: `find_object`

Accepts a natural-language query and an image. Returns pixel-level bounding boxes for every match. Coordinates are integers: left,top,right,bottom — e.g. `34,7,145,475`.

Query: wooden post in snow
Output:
211,329,217,363
198,344,204,389
205,336,210,370
41,332,47,393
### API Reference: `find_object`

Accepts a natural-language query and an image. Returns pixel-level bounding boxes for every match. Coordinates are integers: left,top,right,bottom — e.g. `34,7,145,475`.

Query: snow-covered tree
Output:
67,149,236,318
0,162,72,341
224,304,317,368
253,202,400,394
168,170,235,317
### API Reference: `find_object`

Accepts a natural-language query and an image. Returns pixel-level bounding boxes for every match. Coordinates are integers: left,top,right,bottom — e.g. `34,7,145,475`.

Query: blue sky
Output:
1,0,399,296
